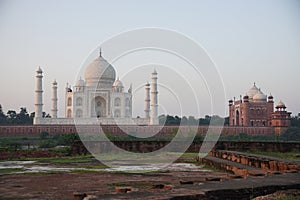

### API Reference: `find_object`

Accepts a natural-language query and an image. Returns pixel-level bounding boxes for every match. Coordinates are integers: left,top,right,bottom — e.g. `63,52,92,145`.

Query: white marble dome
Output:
253,90,267,101
112,78,124,88
75,78,85,87
247,84,260,99
84,55,116,87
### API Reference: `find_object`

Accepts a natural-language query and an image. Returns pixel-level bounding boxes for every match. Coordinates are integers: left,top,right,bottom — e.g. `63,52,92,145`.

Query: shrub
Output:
39,139,57,148
40,131,49,139
280,127,300,141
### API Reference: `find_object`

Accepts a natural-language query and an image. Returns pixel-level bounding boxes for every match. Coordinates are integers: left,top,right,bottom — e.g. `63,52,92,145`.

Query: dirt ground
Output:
0,170,228,200
1,170,300,200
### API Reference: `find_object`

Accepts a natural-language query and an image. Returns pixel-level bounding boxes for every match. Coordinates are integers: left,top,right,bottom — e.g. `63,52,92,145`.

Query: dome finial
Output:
99,47,102,57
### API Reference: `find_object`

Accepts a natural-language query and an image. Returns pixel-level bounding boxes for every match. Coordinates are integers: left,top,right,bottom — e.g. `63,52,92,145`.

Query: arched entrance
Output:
91,96,106,117
235,110,240,126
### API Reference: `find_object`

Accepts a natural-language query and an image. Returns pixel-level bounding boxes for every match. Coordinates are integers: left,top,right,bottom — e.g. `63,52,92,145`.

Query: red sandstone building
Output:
229,83,291,131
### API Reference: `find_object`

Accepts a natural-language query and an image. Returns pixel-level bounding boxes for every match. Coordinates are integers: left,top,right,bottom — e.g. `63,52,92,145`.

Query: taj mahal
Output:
33,51,159,125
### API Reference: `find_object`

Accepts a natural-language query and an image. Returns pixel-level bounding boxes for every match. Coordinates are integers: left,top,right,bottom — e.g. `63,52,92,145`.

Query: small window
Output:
67,97,72,106
76,97,82,106
67,109,72,118
76,109,83,118
125,98,130,107
114,98,121,107
114,109,120,117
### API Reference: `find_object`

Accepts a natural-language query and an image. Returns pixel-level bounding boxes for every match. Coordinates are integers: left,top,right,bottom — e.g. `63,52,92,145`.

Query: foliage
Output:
220,133,277,141
40,131,49,139
158,114,225,125
56,133,80,145
291,113,300,128
245,150,300,161
38,139,57,148
38,133,80,148
0,104,51,125
0,104,7,124
0,168,25,173
280,127,300,141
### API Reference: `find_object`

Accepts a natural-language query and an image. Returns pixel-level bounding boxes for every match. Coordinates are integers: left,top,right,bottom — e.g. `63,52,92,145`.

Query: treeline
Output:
38,132,80,148
291,113,300,128
0,104,50,125
159,114,228,125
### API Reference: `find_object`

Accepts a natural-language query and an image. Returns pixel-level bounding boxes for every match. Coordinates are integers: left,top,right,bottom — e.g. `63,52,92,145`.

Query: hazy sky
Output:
0,0,299,118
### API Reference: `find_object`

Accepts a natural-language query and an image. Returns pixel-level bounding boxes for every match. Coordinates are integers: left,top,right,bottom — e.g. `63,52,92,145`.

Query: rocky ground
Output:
0,152,299,199
252,189,300,200
1,164,300,199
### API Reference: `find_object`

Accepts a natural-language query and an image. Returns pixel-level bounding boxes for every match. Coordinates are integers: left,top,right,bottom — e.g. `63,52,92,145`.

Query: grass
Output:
199,163,224,172
13,154,94,162
278,197,300,200
0,168,24,173
86,165,108,169
70,169,103,173
179,152,199,158
245,151,300,161
20,171,65,175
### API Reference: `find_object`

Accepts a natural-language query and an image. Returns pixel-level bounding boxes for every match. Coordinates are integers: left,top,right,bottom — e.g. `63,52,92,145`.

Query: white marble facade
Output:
34,52,158,125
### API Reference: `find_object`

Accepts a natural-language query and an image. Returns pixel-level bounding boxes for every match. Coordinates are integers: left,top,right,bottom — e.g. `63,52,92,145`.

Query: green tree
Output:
7,110,17,124
40,131,49,139
291,114,300,128
181,116,188,125
0,104,7,124
159,114,166,125
199,115,210,125
42,112,51,118
16,107,32,124
188,116,198,125
280,127,300,141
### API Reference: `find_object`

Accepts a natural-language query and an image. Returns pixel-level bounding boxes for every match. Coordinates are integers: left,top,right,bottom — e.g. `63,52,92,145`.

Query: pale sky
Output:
0,0,299,118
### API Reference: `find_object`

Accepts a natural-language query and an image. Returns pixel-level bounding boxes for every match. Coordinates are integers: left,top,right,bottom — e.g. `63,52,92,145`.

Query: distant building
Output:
229,83,291,130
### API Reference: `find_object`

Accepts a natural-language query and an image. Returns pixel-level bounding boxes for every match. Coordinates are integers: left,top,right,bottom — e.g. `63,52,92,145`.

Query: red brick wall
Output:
0,125,274,137
229,100,274,127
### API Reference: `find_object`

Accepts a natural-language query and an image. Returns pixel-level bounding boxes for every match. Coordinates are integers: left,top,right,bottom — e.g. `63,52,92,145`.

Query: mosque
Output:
228,83,291,128
33,51,159,125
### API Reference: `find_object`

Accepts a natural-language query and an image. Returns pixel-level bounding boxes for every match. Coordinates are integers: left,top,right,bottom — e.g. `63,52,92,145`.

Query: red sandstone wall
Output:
0,125,274,137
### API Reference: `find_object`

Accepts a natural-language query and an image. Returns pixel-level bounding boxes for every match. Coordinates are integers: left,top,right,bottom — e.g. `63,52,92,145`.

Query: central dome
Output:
253,90,267,101
247,83,260,99
84,55,116,87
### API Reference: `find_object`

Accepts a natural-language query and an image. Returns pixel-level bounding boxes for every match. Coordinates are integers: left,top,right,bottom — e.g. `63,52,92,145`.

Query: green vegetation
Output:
15,154,93,162
280,127,300,141
0,133,80,151
200,163,224,172
0,168,24,173
159,114,225,125
219,133,278,141
245,151,300,161
278,197,300,200
291,113,300,128
0,136,40,151
38,132,80,148
0,104,52,125
70,169,102,173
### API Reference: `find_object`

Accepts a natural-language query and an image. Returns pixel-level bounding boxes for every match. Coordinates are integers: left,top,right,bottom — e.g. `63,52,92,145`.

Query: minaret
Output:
34,67,43,124
51,80,58,118
150,69,158,125
144,82,150,118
